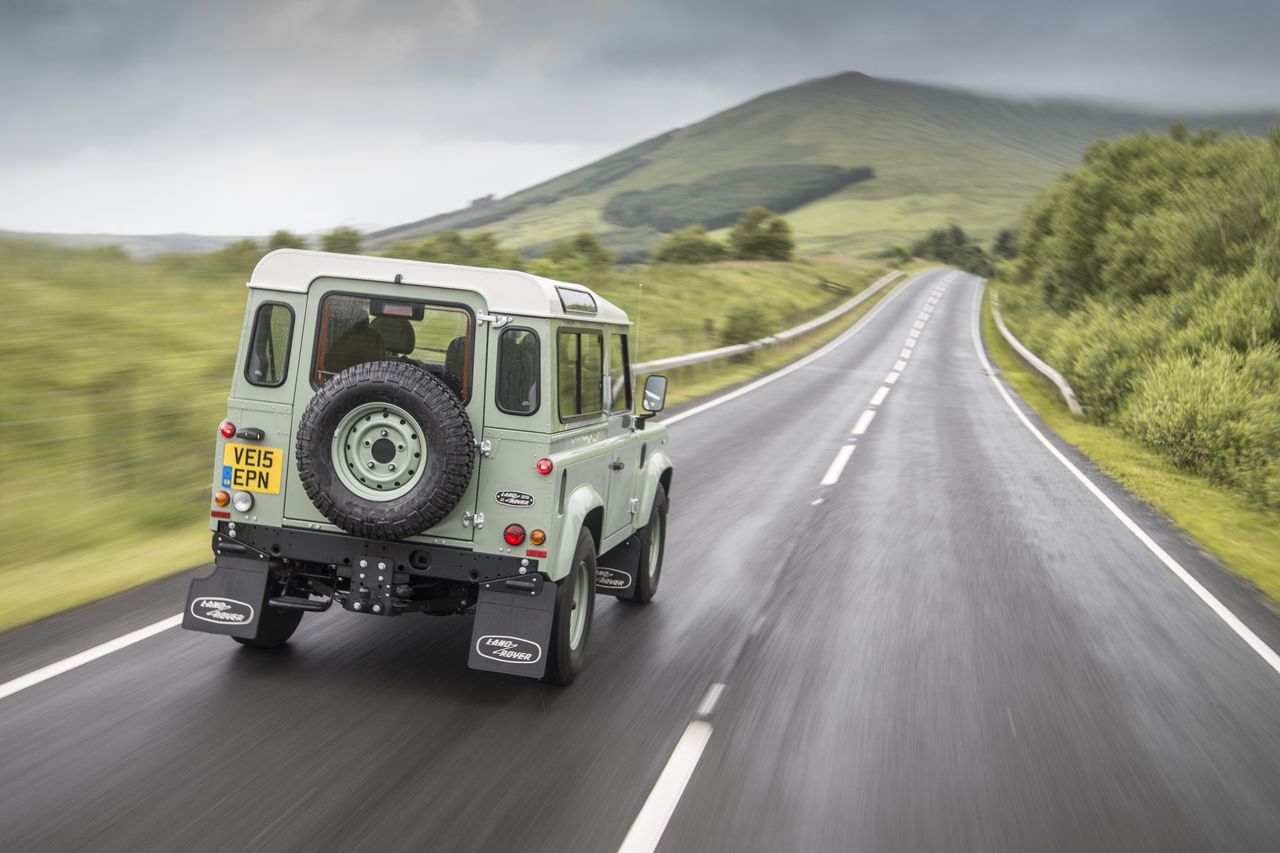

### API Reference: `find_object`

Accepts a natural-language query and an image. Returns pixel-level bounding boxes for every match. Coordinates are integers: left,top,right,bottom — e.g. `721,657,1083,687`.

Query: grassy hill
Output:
368,72,1279,260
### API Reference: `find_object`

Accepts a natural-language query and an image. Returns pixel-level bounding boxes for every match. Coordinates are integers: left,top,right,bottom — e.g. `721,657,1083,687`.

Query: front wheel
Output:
544,529,597,685
627,486,667,604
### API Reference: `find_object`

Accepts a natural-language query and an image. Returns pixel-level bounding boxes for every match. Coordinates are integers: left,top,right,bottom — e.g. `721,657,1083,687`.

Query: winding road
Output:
2,269,1278,852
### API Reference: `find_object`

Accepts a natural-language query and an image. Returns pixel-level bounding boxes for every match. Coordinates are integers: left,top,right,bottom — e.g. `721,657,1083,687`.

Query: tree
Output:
650,226,727,264
728,208,794,261
546,232,614,271
992,228,1017,259
321,227,362,254
392,230,524,269
267,230,308,251
910,225,994,277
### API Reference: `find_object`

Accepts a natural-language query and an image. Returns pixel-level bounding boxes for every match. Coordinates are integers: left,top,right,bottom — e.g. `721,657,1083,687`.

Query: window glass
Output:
609,332,631,413
557,329,605,420
313,293,472,399
557,287,597,314
245,303,293,387
496,328,540,415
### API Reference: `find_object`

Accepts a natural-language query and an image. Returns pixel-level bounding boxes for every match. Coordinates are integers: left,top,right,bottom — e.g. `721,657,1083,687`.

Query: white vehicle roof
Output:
249,249,629,325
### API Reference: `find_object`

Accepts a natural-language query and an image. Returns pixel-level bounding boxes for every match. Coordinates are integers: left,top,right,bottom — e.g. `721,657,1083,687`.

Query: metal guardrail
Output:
990,290,1085,416
633,269,904,374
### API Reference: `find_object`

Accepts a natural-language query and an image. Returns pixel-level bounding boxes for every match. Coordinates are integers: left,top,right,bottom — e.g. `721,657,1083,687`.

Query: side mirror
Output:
642,375,668,413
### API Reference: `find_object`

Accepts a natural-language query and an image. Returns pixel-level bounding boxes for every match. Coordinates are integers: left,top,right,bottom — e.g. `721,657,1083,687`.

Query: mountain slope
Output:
369,72,1279,259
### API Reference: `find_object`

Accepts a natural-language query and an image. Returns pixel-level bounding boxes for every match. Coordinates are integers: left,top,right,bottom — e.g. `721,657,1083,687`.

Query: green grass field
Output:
982,286,1280,603
0,237,884,630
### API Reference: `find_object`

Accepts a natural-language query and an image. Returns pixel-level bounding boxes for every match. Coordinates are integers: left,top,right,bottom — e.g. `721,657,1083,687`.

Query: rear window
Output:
312,293,473,399
245,302,293,387
496,328,541,415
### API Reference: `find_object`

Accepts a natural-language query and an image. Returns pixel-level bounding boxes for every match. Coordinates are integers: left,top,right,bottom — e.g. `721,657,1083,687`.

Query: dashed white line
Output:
908,329,920,339
894,359,908,372
870,386,890,407
0,614,183,701
904,338,916,349
900,348,913,360
885,370,901,384
821,444,856,485
810,497,824,506
968,280,1280,677
616,721,714,853
697,683,728,717
851,410,876,436
913,320,925,330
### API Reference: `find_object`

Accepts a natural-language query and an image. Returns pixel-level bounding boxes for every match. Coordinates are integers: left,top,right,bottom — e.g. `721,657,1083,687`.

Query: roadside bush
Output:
650,226,727,264
721,306,775,347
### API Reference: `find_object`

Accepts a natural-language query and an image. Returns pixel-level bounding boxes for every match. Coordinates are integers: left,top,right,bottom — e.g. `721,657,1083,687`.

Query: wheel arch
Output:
550,483,605,582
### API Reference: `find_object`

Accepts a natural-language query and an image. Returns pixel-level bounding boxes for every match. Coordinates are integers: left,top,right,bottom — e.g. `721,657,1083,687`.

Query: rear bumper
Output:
211,521,539,585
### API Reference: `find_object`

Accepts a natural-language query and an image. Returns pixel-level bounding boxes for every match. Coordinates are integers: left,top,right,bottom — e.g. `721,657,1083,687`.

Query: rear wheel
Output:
544,529,596,685
627,486,667,604
232,605,302,649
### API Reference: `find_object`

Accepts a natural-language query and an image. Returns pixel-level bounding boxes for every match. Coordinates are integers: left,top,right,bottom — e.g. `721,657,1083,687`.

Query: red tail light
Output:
504,524,526,546
219,421,237,438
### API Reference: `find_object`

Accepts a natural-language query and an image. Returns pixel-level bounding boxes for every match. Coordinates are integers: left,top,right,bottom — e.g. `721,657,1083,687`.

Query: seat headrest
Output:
369,317,416,355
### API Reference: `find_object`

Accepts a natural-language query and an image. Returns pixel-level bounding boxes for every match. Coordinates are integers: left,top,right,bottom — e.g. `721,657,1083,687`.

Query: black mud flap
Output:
468,574,555,679
596,534,641,597
183,557,272,641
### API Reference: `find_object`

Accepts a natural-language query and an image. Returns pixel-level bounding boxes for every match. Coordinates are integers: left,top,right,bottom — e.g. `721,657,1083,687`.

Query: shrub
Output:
729,208,794,261
650,226,727,264
721,306,775,347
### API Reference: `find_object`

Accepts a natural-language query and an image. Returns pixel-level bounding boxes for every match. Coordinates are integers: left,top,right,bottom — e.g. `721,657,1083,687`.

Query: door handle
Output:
609,461,625,471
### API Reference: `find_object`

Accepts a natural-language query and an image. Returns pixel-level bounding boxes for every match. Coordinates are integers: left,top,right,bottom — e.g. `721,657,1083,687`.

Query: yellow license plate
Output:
221,444,283,494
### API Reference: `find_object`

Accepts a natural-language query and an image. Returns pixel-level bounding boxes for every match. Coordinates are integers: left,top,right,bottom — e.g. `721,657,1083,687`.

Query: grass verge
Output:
982,286,1280,604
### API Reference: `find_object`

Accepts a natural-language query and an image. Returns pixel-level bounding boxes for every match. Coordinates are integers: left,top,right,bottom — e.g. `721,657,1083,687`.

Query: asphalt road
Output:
3,269,1279,852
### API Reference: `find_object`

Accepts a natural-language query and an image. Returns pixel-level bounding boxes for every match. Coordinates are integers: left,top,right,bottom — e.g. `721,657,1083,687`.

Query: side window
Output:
609,332,631,413
496,328,540,415
245,303,293,387
312,294,473,400
557,329,605,421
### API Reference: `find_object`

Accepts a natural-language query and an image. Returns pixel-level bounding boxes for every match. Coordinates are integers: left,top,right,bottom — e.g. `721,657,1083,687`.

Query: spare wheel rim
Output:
331,402,428,502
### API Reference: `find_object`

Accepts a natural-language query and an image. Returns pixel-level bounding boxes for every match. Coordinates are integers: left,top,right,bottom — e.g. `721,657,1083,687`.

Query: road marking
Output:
664,271,928,427
0,614,183,701
696,683,727,717
851,410,876,435
967,280,1280,677
893,359,907,372
870,386,890,407
820,445,856,485
908,329,920,339
810,498,824,506
904,338,916,349
617,721,714,853
913,320,925,330
900,348,913,360
885,370,901,384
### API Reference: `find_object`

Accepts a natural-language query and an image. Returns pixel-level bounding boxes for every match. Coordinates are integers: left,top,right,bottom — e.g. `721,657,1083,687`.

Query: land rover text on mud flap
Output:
183,250,673,684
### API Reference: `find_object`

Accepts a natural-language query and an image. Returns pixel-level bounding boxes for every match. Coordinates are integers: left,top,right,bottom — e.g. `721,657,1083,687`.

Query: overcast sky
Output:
2,0,1277,236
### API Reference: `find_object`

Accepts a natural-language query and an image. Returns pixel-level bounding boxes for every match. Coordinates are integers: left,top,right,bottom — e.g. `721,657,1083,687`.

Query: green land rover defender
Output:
183,249,673,684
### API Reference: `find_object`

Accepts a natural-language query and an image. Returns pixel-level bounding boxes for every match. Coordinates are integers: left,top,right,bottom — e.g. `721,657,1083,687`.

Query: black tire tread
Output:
295,360,475,540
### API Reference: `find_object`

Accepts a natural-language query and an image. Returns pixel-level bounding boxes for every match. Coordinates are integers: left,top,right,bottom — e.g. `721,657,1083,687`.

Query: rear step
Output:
268,595,332,612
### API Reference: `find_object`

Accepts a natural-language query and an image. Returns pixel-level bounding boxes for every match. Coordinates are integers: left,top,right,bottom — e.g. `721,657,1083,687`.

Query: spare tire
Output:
296,360,475,540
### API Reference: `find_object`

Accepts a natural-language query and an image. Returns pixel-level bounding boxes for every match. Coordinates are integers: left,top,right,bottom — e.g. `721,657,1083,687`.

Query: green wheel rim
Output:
331,402,427,502
569,557,590,651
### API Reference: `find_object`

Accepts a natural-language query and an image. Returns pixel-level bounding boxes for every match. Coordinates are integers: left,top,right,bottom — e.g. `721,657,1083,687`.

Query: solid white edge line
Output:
0,614,183,701
870,386,890,407
663,271,928,427
821,445,856,485
967,279,1280,677
885,371,901,384
617,721,714,853
696,683,727,717
851,410,876,436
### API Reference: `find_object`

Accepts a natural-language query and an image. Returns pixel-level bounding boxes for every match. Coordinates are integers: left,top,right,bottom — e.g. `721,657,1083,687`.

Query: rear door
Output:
282,276,488,543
